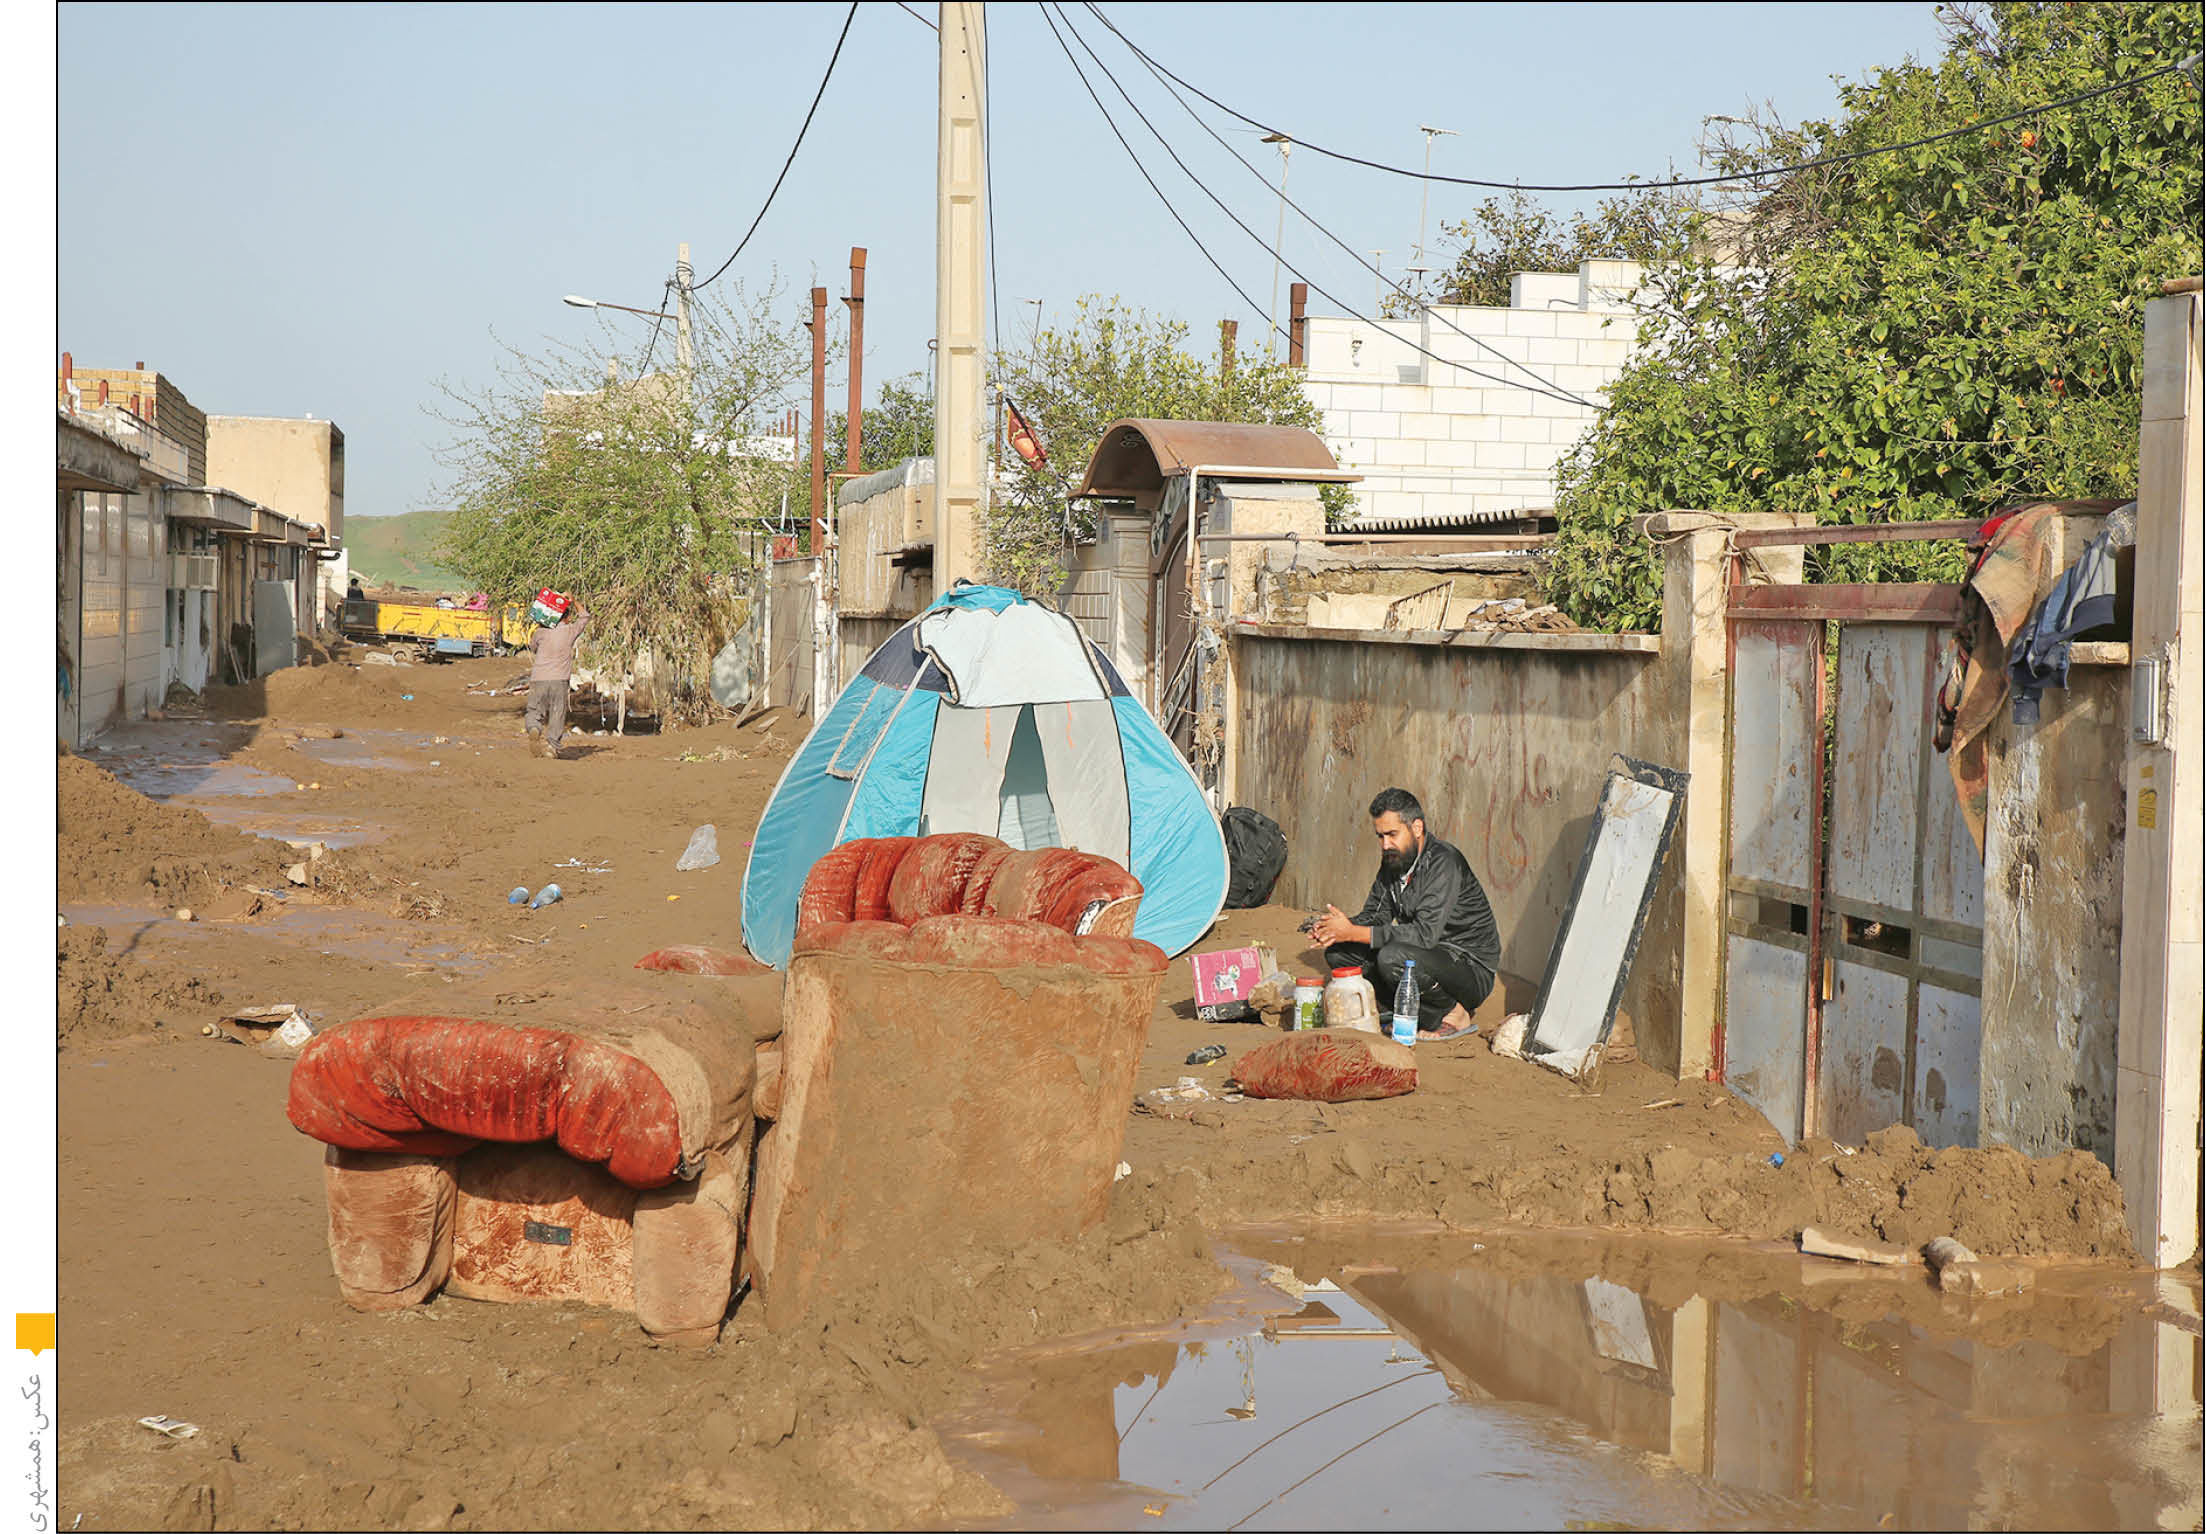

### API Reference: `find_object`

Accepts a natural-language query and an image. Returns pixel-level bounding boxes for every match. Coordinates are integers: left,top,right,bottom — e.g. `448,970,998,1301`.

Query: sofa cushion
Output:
287,976,756,1189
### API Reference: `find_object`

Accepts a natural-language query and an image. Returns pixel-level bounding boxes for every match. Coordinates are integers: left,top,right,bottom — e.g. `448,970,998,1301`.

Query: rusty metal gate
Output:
1721,572,1987,1148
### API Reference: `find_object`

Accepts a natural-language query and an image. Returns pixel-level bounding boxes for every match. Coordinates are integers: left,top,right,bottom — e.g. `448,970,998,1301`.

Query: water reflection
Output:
951,1241,2203,1531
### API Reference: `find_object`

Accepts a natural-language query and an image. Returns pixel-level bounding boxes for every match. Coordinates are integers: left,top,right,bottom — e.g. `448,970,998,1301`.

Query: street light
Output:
1412,125,1457,303
562,294,671,321
1262,132,1292,357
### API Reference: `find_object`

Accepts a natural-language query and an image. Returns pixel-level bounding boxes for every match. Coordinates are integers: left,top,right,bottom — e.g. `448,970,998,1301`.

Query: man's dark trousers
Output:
1324,939,1493,1029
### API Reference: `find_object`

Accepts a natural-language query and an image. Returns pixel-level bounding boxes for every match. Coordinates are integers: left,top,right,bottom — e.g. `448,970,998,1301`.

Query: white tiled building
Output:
1300,259,1651,528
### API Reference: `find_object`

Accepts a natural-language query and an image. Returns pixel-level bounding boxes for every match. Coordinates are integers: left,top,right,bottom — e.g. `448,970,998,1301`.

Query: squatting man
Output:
1308,787,1501,1040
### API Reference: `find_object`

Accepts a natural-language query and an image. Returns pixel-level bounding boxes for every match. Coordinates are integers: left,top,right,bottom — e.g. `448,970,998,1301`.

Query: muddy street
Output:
55,652,2202,1530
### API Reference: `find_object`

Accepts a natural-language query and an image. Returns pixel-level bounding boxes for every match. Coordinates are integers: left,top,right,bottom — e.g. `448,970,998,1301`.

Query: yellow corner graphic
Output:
16,1313,55,1355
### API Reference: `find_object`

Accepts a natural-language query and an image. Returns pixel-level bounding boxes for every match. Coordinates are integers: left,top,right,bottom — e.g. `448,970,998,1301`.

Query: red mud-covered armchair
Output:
285,974,771,1345
746,833,1168,1326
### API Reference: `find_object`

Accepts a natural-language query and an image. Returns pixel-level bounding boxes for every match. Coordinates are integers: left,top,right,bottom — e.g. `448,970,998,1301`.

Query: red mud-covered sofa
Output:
285,974,772,1345
746,835,1167,1325
286,832,1165,1340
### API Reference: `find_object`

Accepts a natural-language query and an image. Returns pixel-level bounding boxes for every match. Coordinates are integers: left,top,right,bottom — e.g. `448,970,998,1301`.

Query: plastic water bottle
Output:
1391,960,1420,1047
528,882,563,910
507,886,529,905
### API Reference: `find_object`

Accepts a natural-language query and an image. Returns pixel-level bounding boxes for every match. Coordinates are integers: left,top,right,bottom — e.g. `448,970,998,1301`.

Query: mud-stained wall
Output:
1232,629,1685,1071
1980,664,2129,1166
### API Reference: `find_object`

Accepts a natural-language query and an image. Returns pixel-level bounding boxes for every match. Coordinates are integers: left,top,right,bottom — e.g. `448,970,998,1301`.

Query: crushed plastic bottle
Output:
507,886,529,905
528,883,563,910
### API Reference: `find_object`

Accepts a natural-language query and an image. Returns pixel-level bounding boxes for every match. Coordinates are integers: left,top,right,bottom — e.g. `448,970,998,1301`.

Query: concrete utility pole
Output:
675,242,695,405
844,247,867,473
807,284,828,553
1288,282,1309,367
933,1,988,592
1220,319,1237,382
1262,133,1292,357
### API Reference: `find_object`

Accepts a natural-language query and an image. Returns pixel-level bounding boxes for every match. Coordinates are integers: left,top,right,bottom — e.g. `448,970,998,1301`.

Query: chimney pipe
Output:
844,247,867,474
1288,283,1308,368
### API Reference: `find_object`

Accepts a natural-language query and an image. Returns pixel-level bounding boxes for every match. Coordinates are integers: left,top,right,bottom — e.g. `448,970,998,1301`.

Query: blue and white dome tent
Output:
740,582,1228,967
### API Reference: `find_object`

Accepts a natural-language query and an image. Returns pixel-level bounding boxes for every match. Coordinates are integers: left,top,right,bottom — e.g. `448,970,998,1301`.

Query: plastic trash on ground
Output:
675,824,720,872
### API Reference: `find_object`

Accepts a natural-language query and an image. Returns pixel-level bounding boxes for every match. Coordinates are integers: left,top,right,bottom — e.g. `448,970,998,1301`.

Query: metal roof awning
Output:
159,485,259,533
1073,419,1359,500
1344,505,1555,533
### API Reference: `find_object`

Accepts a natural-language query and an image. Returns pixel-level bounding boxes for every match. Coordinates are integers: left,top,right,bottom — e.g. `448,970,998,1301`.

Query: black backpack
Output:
1221,807,1288,909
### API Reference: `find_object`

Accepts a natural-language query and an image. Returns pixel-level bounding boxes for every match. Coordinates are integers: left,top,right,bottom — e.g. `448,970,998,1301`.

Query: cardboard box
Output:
1191,943,1276,1023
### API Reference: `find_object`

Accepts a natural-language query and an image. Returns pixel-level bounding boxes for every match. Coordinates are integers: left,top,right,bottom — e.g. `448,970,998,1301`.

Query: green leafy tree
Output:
1418,187,1699,311
1545,0,2203,631
825,371,936,475
433,281,818,720
984,296,1341,593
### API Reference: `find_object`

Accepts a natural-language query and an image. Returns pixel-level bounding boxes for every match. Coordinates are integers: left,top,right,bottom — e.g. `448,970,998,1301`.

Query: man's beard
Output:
1380,843,1417,880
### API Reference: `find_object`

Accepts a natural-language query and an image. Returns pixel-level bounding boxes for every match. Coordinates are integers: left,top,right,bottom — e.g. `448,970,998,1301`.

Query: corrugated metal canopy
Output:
1345,505,1554,532
1072,419,1354,499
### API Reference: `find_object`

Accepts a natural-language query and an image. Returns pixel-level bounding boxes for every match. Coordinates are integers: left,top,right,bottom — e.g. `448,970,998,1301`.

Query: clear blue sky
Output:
57,2,1948,519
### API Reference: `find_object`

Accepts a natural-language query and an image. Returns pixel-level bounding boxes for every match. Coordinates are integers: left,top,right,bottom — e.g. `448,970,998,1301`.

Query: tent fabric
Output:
917,602,1110,706
742,584,1226,966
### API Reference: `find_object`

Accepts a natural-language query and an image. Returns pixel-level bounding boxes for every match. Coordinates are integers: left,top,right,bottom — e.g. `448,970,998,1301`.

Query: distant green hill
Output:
346,509,464,593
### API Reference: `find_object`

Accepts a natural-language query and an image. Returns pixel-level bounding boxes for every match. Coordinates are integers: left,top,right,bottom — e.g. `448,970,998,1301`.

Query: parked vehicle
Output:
340,593,534,661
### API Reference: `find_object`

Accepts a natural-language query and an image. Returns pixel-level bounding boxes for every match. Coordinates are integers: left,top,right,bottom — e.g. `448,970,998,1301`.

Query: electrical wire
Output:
634,279,675,377
1069,0,1591,406
891,0,936,30
1084,4,2203,195
1049,3,1586,406
1037,2,1283,343
978,5,1002,356
692,2,860,291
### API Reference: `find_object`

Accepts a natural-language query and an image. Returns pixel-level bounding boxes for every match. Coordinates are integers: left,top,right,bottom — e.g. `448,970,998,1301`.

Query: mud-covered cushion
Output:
287,976,756,1189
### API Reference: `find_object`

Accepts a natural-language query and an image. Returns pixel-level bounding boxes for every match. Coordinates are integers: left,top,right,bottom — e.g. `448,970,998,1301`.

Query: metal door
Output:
1721,610,1987,1147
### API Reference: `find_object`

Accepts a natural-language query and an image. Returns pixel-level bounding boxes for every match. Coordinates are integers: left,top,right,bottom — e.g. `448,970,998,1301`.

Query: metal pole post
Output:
844,247,867,473
1263,135,1291,357
808,284,828,553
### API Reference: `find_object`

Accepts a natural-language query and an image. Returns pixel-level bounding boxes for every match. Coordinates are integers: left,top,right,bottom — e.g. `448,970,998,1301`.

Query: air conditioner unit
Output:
170,552,218,591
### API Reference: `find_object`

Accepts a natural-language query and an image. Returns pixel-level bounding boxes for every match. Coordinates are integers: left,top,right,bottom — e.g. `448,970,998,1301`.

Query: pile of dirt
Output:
56,926,224,1046
58,756,292,906
204,661,428,725
1137,1102,2135,1261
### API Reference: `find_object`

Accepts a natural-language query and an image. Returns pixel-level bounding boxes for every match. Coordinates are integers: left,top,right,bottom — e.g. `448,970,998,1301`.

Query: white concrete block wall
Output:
1299,260,1684,525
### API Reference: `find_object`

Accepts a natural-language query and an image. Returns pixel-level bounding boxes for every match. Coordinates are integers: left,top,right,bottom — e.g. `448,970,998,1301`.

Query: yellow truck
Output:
340,595,536,661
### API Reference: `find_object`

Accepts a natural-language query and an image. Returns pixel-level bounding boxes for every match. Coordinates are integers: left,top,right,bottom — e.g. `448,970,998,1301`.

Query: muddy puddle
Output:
62,903,487,973
945,1231,2203,1530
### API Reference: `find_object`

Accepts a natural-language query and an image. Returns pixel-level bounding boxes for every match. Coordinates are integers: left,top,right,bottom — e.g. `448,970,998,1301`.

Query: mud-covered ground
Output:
52,650,2168,1530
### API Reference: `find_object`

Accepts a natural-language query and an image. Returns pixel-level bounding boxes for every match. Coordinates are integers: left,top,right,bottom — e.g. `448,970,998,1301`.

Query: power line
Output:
692,2,860,291
891,0,936,30
1073,0,1589,406
1036,2,1282,343
978,4,1002,356
1085,4,2203,195
1049,3,1586,407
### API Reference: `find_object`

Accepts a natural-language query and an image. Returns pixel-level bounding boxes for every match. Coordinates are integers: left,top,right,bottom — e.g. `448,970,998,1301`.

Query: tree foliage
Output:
1421,188,1698,310
434,282,818,721
1544,0,2203,632
825,370,936,477
983,296,1341,594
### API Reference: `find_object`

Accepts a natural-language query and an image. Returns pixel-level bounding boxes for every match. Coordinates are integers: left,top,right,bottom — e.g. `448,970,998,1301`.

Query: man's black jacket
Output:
1350,833,1501,972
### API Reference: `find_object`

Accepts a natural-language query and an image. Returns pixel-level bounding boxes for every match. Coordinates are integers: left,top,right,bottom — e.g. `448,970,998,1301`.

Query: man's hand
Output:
1308,904,1362,948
